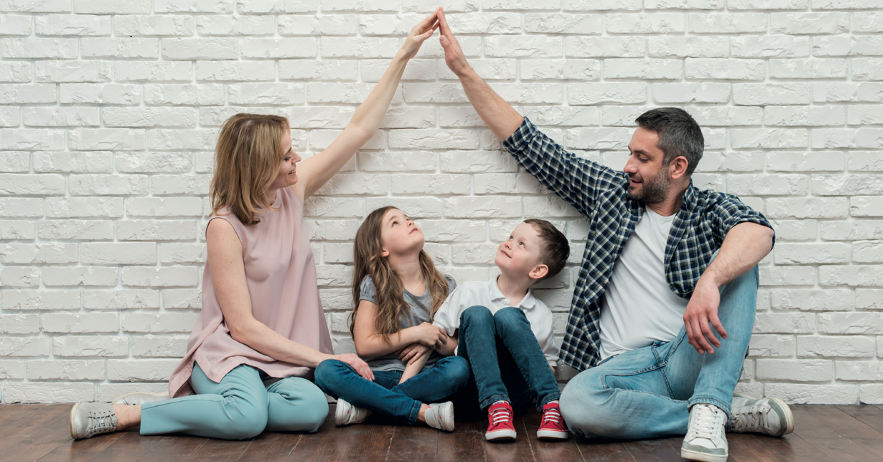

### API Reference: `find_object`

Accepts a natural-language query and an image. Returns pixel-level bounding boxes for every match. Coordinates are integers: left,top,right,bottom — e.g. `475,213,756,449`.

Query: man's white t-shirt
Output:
598,206,690,361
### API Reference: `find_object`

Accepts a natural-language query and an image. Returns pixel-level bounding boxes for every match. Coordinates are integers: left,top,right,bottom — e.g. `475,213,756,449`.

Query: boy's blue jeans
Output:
457,306,561,413
559,265,759,440
314,355,470,425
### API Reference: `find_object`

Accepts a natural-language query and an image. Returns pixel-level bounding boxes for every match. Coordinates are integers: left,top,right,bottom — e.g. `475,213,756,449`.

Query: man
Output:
435,9,793,462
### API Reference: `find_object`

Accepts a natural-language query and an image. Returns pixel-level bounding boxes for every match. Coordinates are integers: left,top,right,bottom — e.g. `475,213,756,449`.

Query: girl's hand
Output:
412,322,448,348
399,9,440,60
398,343,431,365
330,353,375,381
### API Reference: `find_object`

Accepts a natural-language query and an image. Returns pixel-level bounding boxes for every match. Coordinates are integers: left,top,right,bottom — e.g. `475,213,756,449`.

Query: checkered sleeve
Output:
502,117,623,218
708,193,776,250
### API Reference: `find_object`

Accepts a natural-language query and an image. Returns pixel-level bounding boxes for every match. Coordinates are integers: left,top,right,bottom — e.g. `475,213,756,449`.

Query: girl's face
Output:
380,208,424,258
267,131,302,191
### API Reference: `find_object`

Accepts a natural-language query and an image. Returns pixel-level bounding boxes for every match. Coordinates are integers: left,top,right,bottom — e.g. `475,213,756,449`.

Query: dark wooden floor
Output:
2,404,883,461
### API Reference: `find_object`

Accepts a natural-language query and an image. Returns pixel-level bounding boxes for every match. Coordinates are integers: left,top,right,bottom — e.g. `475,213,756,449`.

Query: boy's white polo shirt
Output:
432,276,559,366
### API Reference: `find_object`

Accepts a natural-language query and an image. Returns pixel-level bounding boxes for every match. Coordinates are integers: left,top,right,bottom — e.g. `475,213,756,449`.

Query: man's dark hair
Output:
524,219,569,282
635,107,704,176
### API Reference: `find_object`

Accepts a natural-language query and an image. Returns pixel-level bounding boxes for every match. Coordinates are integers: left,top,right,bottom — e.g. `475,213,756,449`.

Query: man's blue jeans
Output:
560,265,758,440
314,355,470,425
457,306,561,413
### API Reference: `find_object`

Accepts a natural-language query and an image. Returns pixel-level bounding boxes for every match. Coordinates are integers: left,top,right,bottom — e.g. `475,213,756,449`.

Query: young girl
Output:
314,206,471,430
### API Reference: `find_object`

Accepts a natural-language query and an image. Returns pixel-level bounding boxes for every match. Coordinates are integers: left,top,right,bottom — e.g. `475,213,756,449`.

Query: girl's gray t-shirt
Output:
359,274,456,372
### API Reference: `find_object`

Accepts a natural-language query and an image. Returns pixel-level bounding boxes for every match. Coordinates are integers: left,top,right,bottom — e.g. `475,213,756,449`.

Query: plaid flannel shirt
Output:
502,117,775,372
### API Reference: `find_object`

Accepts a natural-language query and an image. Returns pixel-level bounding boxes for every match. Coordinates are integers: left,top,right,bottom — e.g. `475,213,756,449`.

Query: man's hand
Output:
683,277,726,354
437,8,471,77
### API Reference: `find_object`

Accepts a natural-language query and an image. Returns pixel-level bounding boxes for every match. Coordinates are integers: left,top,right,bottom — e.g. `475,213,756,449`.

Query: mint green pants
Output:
140,364,329,440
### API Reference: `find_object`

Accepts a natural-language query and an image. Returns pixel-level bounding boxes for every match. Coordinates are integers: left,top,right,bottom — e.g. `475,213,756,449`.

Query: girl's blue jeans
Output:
314,355,471,425
560,265,759,439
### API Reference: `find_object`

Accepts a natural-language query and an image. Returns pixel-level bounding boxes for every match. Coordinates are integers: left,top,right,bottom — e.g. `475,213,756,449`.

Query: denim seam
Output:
688,395,732,419
480,394,510,410
538,392,561,408
406,400,422,425
600,364,663,389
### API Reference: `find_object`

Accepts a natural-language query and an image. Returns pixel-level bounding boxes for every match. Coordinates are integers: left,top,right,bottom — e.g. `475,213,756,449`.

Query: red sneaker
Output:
485,401,517,441
537,401,569,440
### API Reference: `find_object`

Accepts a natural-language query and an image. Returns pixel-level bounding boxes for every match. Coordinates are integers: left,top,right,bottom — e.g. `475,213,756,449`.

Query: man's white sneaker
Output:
424,402,455,432
334,398,369,426
730,396,794,437
681,404,729,462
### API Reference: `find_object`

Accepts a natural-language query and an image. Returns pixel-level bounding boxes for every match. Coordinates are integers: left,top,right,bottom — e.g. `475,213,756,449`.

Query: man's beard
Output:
628,166,670,204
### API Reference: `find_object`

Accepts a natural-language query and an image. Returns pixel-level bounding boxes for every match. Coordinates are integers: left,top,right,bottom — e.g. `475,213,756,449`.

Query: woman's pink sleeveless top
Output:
168,187,334,398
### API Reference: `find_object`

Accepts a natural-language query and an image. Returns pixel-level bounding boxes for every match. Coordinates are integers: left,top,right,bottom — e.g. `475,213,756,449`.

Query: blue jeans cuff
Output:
538,392,561,409
480,394,510,411
688,396,732,419
406,400,422,425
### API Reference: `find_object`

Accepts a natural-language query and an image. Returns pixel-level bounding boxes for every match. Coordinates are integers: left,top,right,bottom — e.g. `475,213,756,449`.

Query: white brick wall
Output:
0,0,881,405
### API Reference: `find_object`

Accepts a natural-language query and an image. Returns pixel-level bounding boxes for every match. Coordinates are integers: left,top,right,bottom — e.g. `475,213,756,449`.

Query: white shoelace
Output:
730,401,770,432
686,405,726,443
541,407,561,425
490,406,512,426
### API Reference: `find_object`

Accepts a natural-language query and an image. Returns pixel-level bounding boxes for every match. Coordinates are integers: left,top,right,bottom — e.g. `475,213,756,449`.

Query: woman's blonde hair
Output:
350,206,450,342
210,113,290,226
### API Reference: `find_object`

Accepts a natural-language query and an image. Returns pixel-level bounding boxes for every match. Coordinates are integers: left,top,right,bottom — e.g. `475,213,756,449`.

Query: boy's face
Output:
495,222,546,280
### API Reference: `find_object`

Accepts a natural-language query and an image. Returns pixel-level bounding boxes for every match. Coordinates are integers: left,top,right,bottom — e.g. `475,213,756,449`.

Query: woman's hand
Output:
412,322,448,349
398,9,440,61
397,343,432,365
330,353,375,381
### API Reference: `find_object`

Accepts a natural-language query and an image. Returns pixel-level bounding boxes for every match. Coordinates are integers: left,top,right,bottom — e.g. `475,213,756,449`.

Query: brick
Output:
4,383,94,404
81,38,158,58
162,288,201,309
42,266,118,286
60,83,141,104
565,36,644,58
42,312,119,333
760,266,816,286
52,336,128,357
122,312,199,333
0,337,50,356
771,288,854,310
604,59,682,80
121,266,199,287
0,62,30,82
132,335,188,357
820,265,883,286
818,312,883,334
107,359,179,381
0,267,39,287
1,38,77,58
36,14,110,35
748,335,795,357
821,221,883,240
0,174,65,196
0,152,28,171
116,62,192,82
0,360,24,379
730,129,808,149
0,243,78,264
155,0,233,12
83,289,160,310
733,84,811,106
28,360,104,380
769,58,848,79
852,197,883,217
114,15,195,36
34,152,112,173
756,359,832,381
69,174,149,196
0,314,39,334
162,38,238,60
728,174,809,196
278,14,356,35
813,36,883,57
80,242,156,265
653,83,730,104
775,243,851,265
800,337,875,358
688,13,767,33
764,383,857,405
45,197,124,218
753,312,815,333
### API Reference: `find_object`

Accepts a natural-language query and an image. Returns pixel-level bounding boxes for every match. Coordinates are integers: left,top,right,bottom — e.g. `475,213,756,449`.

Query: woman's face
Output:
267,130,301,192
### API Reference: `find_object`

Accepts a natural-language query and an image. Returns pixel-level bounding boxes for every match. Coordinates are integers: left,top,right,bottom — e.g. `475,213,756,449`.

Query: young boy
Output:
432,219,570,441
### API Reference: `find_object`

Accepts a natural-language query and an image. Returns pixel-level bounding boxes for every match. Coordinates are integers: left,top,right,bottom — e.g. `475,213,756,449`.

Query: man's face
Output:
623,127,670,204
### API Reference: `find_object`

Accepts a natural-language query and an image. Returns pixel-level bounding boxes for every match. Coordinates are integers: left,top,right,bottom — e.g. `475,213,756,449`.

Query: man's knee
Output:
560,371,619,438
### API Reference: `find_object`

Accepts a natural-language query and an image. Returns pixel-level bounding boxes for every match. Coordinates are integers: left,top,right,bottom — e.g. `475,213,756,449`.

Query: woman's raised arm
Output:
292,10,440,202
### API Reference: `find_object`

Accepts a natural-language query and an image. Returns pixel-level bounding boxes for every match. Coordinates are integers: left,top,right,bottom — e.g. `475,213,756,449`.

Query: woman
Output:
70,11,441,440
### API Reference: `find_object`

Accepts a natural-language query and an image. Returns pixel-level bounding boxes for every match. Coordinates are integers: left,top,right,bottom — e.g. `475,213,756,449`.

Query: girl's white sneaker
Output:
424,401,455,432
334,398,369,426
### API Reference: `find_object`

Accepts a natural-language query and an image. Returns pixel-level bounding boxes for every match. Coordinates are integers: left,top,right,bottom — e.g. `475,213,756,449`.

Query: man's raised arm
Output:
437,9,523,141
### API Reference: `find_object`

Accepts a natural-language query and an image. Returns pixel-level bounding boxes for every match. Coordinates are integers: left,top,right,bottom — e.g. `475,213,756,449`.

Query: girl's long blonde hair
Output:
210,113,289,226
350,206,450,342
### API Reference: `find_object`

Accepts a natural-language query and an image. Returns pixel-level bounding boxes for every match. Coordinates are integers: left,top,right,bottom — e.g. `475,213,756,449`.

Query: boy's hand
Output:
413,322,448,348
398,343,431,365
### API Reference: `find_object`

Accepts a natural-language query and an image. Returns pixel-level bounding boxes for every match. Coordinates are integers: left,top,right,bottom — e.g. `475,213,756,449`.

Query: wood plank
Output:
572,437,634,462
237,432,298,462
834,405,883,436
286,410,347,462
385,423,438,462
483,411,536,462
179,438,251,462
0,405,68,451
86,431,168,462
624,438,684,462
726,433,783,462
791,406,881,462
2,405,83,462
36,431,126,462
520,407,583,462
437,417,486,462
334,422,395,461
748,432,834,462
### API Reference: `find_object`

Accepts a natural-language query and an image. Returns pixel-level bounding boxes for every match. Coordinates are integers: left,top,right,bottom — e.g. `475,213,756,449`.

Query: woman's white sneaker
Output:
334,398,369,426
681,404,728,462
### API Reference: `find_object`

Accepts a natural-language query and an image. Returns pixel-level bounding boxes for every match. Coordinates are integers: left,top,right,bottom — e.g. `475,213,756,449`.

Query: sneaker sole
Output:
111,391,168,405
486,429,517,441
70,402,82,439
767,398,795,437
680,447,727,462
537,429,569,440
